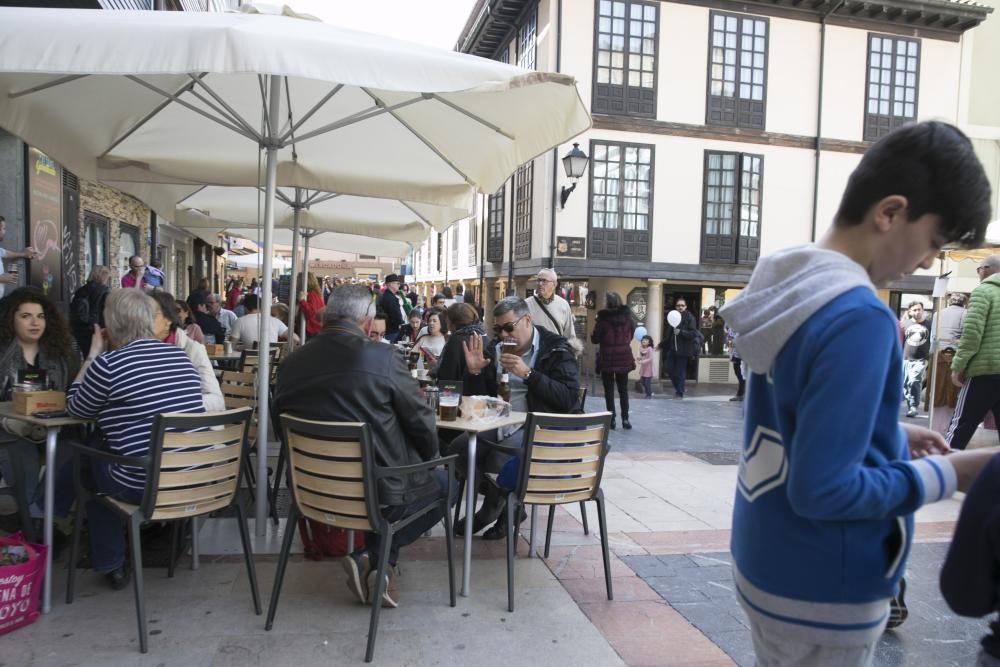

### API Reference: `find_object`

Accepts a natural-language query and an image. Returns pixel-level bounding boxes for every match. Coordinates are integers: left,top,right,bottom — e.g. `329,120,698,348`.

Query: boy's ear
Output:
871,195,909,233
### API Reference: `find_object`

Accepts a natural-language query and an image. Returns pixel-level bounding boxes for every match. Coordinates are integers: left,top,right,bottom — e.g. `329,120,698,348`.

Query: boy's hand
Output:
901,423,950,458
951,371,965,388
947,448,1000,492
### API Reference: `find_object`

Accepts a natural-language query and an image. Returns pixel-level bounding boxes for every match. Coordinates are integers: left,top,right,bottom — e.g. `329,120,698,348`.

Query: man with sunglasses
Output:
947,254,1000,450
454,296,580,539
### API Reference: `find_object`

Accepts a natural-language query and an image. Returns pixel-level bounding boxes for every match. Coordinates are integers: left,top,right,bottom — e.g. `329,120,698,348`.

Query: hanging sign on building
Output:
27,147,62,300
555,236,586,258
627,287,648,325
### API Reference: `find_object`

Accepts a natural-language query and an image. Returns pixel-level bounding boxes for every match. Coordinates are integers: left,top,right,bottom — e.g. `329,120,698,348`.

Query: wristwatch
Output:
523,369,533,381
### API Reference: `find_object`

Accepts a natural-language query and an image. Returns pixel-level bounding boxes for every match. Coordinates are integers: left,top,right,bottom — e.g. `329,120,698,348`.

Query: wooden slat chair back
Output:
219,370,257,412
281,417,378,532
239,347,280,381
503,411,614,612
267,414,457,662
65,408,261,653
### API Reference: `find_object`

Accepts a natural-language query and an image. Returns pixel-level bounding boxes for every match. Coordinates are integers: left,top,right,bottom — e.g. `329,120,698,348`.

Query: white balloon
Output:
667,310,682,328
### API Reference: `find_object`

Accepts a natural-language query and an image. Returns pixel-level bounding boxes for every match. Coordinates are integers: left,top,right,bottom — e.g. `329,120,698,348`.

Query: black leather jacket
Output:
275,319,439,506
462,325,580,414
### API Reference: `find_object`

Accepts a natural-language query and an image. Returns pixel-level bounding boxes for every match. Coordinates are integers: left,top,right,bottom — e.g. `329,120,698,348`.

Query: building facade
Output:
424,0,991,383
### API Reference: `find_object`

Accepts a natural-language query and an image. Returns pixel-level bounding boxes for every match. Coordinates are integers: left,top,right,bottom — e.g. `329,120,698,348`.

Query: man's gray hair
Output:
207,292,221,303
537,268,558,282
494,296,529,319
983,254,1000,270
326,284,376,323
104,288,156,345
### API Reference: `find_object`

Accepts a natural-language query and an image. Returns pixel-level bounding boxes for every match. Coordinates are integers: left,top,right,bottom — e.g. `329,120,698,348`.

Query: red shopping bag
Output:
0,532,47,636
297,518,351,561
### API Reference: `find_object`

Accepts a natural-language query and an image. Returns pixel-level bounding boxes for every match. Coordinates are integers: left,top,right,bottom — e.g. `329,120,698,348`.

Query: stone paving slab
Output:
624,543,991,667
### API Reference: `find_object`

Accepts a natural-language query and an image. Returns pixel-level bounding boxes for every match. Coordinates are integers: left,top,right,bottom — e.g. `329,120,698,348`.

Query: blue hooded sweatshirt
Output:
719,246,957,647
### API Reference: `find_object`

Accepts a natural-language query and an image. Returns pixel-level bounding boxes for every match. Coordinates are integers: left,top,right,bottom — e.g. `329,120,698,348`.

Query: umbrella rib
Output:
308,192,341,206
286,96,426,146
400,201,432,227
176,184,208,207
279,83,344,146
8,74,90,99
429,94,515,141
362,88,475,186
188,74,262,142
100,79,197,158
303,190,326,207
125,75,256,142
274,188,296,207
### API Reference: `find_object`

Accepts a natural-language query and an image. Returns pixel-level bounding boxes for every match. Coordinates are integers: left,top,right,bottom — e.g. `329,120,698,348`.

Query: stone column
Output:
647,279,665,382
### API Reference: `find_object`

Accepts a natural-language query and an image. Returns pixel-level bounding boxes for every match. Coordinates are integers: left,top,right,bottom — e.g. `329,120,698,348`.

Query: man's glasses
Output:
494,314,527,335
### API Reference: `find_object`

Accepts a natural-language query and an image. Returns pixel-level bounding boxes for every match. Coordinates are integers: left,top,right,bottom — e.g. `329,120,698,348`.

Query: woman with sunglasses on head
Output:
433,302,484,384
412,307,448,370
150,292,225,411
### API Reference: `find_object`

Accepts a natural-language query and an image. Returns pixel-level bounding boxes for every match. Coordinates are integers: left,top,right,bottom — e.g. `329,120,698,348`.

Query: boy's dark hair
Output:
835,121,992,248
906,300,924,309
243,294,259,311
373,311,387,321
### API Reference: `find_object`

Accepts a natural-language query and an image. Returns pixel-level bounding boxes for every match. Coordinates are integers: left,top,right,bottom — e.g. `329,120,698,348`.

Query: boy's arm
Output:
940,454,1000,617
784,308,955,521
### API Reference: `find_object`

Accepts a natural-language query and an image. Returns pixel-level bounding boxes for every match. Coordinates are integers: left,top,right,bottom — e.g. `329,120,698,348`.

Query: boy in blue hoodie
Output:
720,121,998,666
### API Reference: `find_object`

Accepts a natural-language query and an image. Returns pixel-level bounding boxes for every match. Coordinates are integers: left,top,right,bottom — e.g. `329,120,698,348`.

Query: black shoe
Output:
609,417,616,430
456,482,506,537
105,566,130,591
622,418,632,430
886,578,908,629
481,506,527,541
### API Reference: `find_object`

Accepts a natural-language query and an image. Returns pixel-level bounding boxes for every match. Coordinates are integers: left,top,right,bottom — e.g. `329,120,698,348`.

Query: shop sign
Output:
27,147,62,300
627,287,648,325
555,236,585,258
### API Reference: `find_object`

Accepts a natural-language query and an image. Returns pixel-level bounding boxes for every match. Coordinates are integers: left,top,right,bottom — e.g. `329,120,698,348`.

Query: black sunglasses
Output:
494,314,527,335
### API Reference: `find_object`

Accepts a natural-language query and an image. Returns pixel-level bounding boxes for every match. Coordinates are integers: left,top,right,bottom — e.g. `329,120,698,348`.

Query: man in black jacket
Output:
188,291,227,343
455,296,580,538
377,274,406,342
275,284,451,608
657,297,699,399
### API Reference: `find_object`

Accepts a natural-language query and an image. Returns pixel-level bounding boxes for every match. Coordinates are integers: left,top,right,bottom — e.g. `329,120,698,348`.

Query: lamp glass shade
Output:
561,143,589,179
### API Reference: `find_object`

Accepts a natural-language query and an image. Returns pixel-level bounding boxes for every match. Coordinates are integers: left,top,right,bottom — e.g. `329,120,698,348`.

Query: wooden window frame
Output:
486,187,506,263
700,150,763,265
592,0,659,118
450,225,459,270
83,211,109,279
436,231,444,273
467,218,478,267
587,140,654,261
706,11,769,130
517,10,537,71
514,161,534,261
863,33,920,142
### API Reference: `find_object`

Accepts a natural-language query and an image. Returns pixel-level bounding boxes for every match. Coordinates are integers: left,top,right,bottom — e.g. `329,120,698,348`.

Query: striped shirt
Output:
67,339,204,490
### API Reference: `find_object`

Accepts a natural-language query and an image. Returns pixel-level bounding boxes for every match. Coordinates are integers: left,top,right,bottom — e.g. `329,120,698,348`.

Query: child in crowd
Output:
637,335,654,398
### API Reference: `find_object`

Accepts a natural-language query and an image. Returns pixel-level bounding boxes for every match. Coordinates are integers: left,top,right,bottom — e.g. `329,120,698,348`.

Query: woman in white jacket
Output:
150,291,226,411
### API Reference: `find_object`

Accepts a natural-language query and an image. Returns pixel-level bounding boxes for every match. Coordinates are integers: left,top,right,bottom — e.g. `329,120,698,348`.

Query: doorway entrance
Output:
659,288,702,383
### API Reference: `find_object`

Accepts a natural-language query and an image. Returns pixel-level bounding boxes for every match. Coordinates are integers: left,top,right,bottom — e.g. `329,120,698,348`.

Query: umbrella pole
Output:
287,190,302,355
255,74,281,535
299,233,312,344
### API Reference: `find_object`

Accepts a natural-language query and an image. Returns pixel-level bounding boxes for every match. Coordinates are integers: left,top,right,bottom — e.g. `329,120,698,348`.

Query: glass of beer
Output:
439,394,460,422
500,337,518,354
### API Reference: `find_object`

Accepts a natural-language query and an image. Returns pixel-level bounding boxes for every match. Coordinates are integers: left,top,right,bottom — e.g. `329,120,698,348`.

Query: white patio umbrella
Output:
0,5,591,540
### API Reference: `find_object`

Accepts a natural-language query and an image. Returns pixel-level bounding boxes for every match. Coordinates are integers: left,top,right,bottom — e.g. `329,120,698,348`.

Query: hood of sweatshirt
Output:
718,245,876,373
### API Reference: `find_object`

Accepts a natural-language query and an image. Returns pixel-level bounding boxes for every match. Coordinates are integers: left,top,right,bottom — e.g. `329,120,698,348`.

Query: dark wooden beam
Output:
850,2,868,15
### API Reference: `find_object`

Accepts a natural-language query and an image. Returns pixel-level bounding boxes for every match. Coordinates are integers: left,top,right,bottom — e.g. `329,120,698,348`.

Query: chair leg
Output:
365,529,393,663
128,514,149,653
10,454,35,543
234,501,262,615
452,477,465,532
268,442,286,526
65,493,86,605
190,517,200,571
528,505,537,558
443,471,456,608
265,506,299,631
167,521,180,579
544,505,556,559
595,493,613,601
580,501,590,536
506,498,516,613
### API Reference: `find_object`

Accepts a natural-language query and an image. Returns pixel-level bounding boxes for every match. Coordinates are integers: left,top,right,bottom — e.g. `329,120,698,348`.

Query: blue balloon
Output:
634,325,648,342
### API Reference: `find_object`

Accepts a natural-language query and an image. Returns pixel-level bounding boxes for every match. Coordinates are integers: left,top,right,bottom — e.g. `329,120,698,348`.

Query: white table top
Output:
0,401,90,427
436,410,526,434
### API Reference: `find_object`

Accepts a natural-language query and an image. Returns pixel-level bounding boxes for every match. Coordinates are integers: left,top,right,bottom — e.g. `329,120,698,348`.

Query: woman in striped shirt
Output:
66,289,204,590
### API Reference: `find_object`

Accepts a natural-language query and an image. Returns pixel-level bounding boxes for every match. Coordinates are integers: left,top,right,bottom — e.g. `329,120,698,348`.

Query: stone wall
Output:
78,179,151,285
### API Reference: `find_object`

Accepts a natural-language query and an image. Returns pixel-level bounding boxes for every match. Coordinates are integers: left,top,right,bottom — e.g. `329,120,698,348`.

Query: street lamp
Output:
559,142,590,210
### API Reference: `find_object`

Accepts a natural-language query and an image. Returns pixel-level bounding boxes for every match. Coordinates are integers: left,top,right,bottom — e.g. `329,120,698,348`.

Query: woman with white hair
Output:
64,288,205,590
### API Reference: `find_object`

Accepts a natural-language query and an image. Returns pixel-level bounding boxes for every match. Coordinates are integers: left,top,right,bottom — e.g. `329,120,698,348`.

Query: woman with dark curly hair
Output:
0,287,78,536
174,299,205,343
